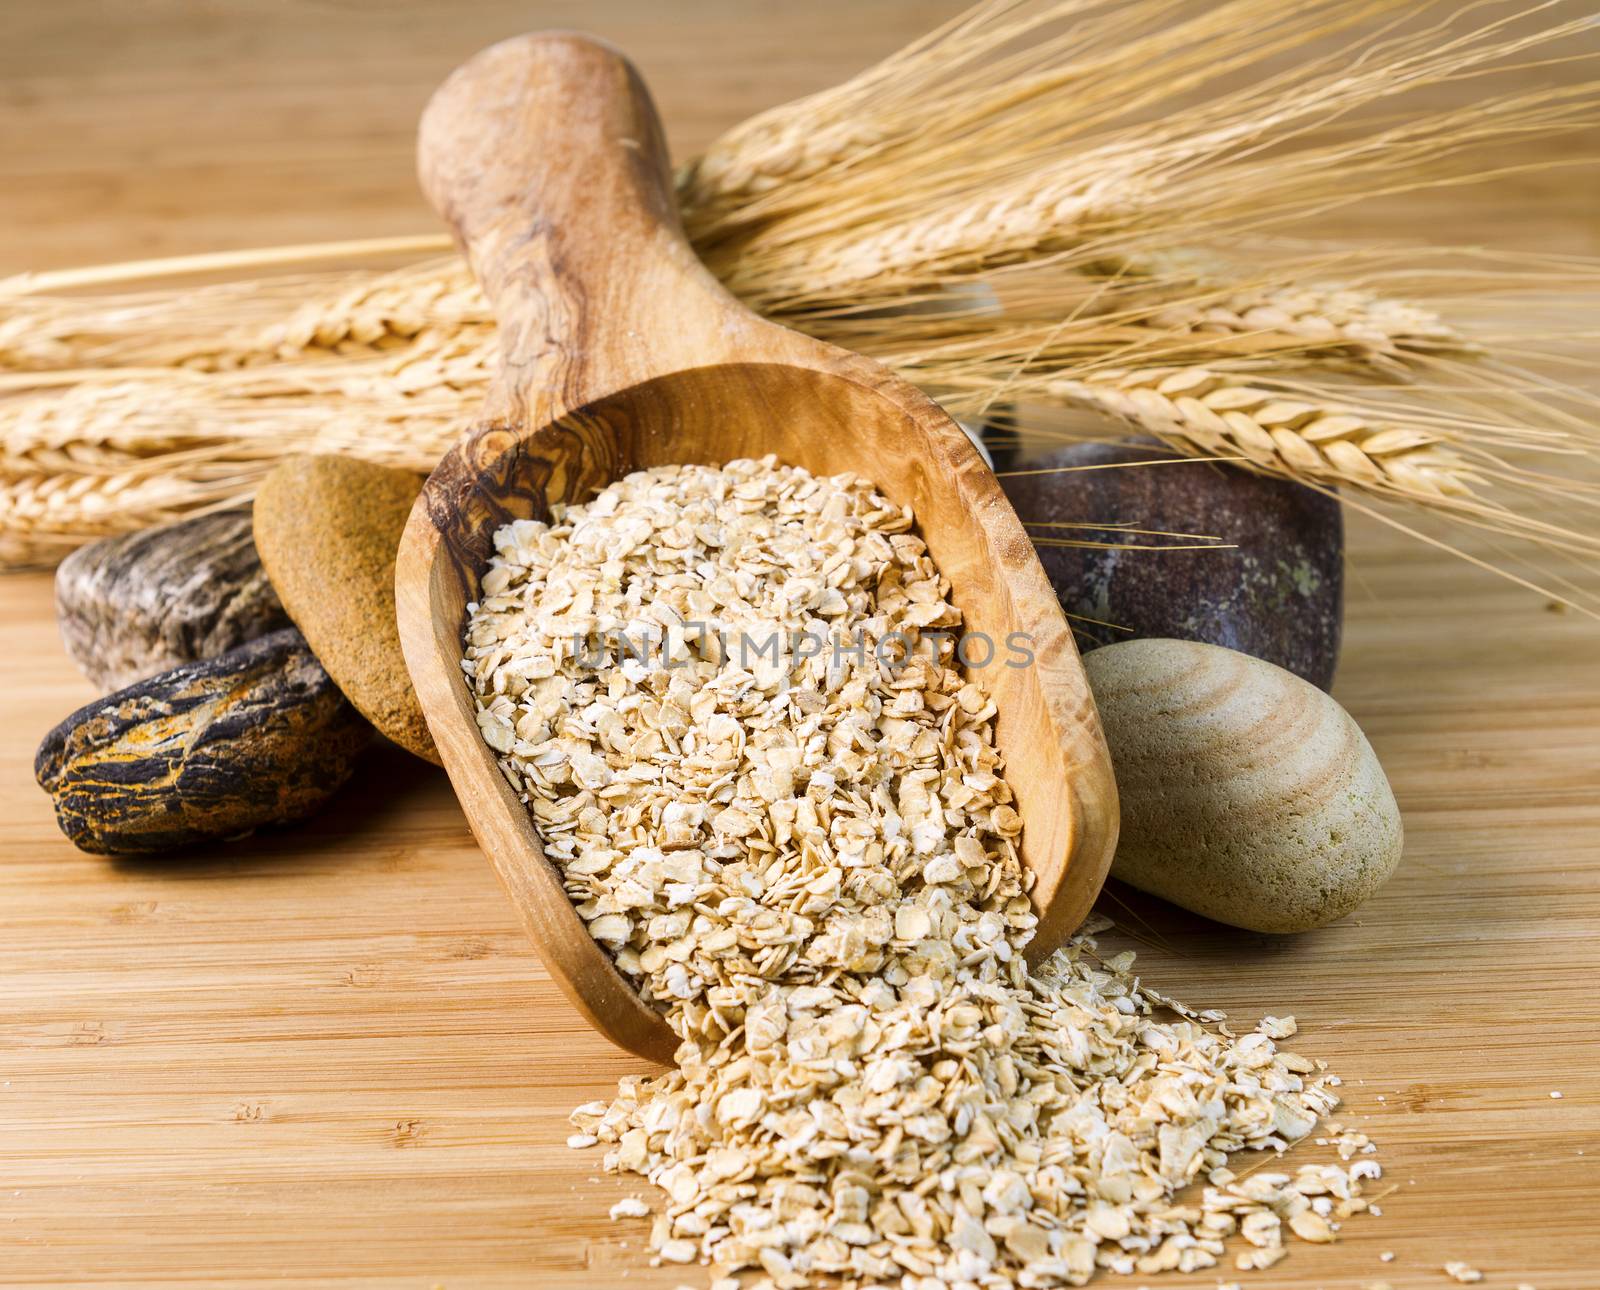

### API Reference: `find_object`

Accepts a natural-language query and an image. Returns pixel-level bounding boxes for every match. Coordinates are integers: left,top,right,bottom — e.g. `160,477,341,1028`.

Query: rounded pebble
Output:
1086,638,1401,932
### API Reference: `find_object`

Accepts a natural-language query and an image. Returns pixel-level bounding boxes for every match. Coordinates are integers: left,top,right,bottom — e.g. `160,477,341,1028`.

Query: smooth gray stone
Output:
1088,639,1403,933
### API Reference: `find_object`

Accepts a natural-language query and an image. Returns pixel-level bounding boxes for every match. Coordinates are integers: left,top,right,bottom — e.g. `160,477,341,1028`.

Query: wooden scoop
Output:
396,32,1119,1064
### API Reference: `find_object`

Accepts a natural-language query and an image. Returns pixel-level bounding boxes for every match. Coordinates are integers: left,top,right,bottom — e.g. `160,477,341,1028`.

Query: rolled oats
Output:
465,458,1382,1287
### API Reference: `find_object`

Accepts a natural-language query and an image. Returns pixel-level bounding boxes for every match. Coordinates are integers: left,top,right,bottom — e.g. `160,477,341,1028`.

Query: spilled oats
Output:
463,457,1381,1287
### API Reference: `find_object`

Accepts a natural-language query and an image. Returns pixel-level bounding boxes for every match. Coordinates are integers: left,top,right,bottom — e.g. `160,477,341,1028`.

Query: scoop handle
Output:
418,32,747,423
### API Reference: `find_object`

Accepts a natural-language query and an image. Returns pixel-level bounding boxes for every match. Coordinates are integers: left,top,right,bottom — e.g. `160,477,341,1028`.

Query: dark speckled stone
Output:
35,628,371,855
1001,438,1343,688
55,509,289,693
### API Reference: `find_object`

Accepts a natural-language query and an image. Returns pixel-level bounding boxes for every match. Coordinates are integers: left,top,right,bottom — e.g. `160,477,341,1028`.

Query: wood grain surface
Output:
2,3,1598,1288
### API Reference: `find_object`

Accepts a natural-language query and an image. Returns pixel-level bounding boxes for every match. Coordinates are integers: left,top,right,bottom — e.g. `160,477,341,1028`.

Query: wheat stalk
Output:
0,469,251,569
681,0,1405,238
1,0,1596,609
719,82,1599,307
0,256,490,375
4,256,1594,576
708,2,1599,305
1040,365,1600,554
821,261,1482,385
677,0,1131,230
1143,286,1472,371
0,372,462,566
0,252,1487,393
1053,366,1480,493
241,261,490,365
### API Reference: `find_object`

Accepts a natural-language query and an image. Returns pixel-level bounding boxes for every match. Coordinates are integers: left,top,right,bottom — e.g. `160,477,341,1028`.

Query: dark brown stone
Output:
55,509,289,692
1000,438,1343,688
35,628,371,855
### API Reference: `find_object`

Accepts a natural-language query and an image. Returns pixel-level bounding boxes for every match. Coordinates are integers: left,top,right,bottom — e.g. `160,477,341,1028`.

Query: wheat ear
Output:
713,1,1599,306
2,0,1598,601
1142,286,1472,372
1049,366,1474,493
1045,366,1600,555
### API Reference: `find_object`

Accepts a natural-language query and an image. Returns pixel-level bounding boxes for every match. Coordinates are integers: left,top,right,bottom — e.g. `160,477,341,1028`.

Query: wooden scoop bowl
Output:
396,32,1118,1064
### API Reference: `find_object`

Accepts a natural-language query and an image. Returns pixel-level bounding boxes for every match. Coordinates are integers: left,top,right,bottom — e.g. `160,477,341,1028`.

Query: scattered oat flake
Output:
1289,1211,1336,1243
1444,1262,1484,1283
608,1196,650,1220
657,1238,696,1264
565,1133,597,1149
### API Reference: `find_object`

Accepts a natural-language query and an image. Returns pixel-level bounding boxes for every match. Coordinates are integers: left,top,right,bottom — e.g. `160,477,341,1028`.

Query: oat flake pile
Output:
463,457,1381,1289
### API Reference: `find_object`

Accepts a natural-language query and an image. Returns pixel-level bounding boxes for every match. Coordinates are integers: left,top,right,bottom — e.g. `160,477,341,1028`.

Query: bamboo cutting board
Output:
2,3,1598,1287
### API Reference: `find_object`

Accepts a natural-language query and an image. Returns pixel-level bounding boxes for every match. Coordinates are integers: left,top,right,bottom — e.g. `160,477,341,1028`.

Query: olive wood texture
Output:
395,32,1118,1063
